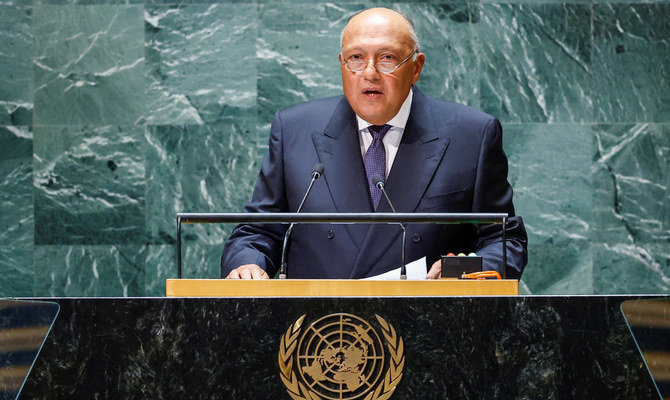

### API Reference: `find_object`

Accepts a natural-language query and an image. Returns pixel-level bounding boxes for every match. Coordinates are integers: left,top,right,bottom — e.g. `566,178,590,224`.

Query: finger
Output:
238,266,253,279
251,267,269,279
226,269,240,279
426,260,442,280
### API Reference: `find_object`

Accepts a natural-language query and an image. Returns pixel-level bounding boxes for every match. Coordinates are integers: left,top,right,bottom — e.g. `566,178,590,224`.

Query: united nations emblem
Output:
278,313,404,400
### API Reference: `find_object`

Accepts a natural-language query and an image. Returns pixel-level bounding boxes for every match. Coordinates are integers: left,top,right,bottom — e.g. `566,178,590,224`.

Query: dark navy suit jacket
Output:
221,88,528,279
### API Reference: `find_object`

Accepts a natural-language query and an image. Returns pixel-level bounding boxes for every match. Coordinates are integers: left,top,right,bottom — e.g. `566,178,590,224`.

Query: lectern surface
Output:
165,278,519,297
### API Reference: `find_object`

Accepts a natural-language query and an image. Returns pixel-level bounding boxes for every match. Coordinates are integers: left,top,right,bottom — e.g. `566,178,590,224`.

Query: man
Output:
221,8,527,279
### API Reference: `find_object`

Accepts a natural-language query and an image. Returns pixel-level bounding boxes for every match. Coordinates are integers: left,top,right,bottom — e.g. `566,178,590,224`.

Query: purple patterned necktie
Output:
364,124,391,210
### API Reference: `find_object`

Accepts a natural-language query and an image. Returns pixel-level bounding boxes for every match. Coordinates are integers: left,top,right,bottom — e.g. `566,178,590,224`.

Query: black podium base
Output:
18,296,661,399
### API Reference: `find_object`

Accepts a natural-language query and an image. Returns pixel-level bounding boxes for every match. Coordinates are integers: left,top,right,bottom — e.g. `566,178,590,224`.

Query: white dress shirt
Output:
356,89,413,178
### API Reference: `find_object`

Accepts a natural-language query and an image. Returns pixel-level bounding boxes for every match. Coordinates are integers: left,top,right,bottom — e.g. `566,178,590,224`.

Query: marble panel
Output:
144,244,173,296
143,4,257,125
0,0,33,6
475,4,593,123
599,0,670,2
179,242,231,279
592,4,670,123
476,0,572,3
32,245,145,296
504,123,594,293
0,126,33,249
33,125,145,245
33,5,144,125
144,243,224,296
34,0,142,5
145,121,261,246
0,6,32,125
592,122,669,293
256,0,472,3
0,131,32,299
0,246,34,296
520,239,593,295
145,0,249,4
256,3,359,128
256,0,398,3
593,242,670,294
593,123,669,243
479,0,664,3
397,3,479,107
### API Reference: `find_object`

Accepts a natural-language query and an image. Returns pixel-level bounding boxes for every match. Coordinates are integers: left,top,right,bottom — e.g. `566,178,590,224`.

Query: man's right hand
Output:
225,264,270,279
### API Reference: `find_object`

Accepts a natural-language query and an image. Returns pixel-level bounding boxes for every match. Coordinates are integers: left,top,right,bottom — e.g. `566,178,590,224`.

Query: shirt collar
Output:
356,88,413,131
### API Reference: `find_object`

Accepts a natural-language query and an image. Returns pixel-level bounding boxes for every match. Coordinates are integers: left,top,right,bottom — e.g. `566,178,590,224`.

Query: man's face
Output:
339,9,425,126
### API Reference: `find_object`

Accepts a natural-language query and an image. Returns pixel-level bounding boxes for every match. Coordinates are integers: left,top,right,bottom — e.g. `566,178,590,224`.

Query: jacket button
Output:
412,234,421,243
326,229,335,239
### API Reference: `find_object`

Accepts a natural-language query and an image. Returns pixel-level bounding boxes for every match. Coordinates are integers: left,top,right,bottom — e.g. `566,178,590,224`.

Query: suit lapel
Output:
349,88,451,278
312,97,372,247
384,110,450,213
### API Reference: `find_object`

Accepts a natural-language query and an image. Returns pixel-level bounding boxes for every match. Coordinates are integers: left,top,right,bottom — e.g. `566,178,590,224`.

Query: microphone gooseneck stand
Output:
372,174,407,280
278,163,324,279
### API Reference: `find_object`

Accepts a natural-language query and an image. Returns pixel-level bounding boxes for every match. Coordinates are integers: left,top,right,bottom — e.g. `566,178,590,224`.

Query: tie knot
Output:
369,124,391,140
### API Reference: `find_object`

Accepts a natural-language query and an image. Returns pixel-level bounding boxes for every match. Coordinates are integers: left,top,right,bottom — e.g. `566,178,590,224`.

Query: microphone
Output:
279,163,324,279
372,174,407,280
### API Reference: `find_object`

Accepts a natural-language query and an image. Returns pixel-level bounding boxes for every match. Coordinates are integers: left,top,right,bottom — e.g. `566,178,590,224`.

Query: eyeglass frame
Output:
341,49,418,74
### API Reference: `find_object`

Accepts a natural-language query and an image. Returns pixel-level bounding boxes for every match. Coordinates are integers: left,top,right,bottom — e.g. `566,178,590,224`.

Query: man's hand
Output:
226,264,270,279
426,259,442,279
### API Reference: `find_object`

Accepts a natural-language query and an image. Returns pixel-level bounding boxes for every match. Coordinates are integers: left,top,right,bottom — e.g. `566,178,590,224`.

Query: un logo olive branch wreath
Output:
278,314,404,400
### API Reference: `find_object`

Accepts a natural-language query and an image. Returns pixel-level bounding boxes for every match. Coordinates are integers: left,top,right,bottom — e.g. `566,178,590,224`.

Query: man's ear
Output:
412,53,426,84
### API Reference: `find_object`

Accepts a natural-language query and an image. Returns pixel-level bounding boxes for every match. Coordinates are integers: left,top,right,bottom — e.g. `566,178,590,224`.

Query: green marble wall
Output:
0,1,667,297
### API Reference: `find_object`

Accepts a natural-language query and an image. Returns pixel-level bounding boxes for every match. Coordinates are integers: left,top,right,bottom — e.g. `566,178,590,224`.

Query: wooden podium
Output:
165,278,518,297
172,213,518,297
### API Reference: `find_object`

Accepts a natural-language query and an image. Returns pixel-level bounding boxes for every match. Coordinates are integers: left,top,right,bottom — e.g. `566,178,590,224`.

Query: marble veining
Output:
505,123,594,294
0,127,34,296
143,4,257,125
145,121,259,246
592,4,670,123
33,5,145,125
0,127,33,249
476,4,593,123
594,123,669,243
33,125,145,245
592,123,669,293
0,5,33,125
32,245,145,296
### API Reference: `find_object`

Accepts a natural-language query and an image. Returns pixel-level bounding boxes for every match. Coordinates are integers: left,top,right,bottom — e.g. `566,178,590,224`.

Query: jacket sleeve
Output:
220,111,288,278
471,118,528,279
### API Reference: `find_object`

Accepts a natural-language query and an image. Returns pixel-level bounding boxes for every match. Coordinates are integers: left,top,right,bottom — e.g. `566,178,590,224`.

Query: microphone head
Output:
312,163,324,179
372,174,384,189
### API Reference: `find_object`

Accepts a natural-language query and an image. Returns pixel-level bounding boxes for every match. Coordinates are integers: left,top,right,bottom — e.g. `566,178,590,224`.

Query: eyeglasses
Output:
342,50,417,74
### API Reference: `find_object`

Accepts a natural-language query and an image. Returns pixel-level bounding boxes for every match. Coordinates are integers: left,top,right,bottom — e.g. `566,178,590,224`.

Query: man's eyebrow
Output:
376,47,400,53
342,46,401,54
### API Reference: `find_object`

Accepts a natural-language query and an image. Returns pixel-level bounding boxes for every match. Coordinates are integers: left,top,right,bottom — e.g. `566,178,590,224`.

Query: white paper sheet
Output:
362,257,428,280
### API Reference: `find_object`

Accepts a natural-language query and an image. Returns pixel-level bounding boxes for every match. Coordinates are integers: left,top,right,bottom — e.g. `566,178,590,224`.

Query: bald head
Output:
338,7,425,125
341,8,420,55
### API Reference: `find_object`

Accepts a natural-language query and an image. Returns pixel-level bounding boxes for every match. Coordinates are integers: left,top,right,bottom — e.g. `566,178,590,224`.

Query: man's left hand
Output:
426,259,441,279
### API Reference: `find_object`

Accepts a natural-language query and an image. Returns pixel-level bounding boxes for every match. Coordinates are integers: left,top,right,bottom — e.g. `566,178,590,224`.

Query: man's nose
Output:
361,58,380,80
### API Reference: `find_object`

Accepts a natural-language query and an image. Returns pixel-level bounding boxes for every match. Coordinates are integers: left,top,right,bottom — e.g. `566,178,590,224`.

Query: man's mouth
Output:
363,89,383,97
